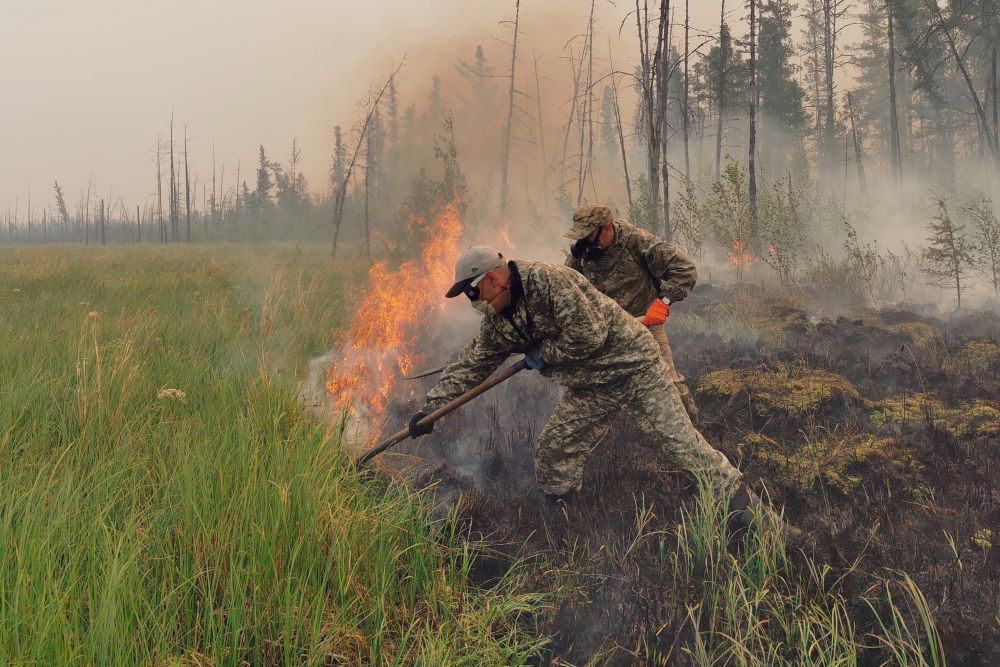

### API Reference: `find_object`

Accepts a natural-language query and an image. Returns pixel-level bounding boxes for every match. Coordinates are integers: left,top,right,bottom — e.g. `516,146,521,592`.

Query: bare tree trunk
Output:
636,0,659,213
846,91,867,194
560,46,583,186
927,0,1000,171
715,0,727,180
532,52,549,199
993,46,998,152
156,139,164,243
137,205,141,243
577,0,596,205
332,62,404,260
683,0,691,178
99,199,106,245
611,65,634,210
212,143,217,227
85,176,92,246
886,0,903,181
169,113,177,242
364,129,372,263
499,0,521,214
219,163,226,223
822,0,836,165
203,182,208,240
184,124,192,243
659,0,671,241
749,0,758,223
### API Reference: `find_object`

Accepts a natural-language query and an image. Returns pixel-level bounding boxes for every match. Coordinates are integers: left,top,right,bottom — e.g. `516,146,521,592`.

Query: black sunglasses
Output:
463,283,480,301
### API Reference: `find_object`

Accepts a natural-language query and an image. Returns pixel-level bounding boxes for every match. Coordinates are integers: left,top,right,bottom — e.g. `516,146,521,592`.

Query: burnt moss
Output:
943,338,1000,379
870,393,1000,439
753,431,896,493
697,365,862,426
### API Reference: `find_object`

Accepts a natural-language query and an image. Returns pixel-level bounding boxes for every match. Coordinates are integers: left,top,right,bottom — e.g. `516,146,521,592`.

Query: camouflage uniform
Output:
566,219,700,420
422,260,740,497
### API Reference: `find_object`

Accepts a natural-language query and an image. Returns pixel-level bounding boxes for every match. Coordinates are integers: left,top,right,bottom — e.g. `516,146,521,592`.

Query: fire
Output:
324,200,464,438
728,239,753,269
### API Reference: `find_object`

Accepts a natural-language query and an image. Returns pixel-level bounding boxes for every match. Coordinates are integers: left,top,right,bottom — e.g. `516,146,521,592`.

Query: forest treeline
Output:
5,0,1000,304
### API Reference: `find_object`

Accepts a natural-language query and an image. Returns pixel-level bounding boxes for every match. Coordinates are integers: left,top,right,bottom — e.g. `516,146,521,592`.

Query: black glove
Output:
408,410,433,438
524,346,545,371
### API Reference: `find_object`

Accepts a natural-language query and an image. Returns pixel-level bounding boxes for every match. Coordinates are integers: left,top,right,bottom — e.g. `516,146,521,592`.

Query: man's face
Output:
585,223,614,248
597,222,615,248
477,270,512,312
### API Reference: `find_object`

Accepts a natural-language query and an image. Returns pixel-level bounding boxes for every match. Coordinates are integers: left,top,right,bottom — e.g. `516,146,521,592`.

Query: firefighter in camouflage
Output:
408,245,744,507
565,203,700,422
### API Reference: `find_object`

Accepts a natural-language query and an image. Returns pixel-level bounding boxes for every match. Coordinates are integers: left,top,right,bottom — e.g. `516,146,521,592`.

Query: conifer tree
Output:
923,196,972,308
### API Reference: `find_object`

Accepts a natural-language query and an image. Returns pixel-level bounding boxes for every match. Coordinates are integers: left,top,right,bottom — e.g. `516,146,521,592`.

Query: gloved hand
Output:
524,347,545,371
641,298,670,327
408,410,433,438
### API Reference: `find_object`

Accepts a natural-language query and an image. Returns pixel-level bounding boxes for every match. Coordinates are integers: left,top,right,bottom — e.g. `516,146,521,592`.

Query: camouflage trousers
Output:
648,323,700,423
533,358,741,498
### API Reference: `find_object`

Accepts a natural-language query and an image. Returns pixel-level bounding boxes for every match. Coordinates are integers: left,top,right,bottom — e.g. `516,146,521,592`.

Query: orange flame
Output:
728,239,753,269
324,200,464,435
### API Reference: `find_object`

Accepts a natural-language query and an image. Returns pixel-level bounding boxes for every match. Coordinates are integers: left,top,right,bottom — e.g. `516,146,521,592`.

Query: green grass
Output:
0,244,545,666
671,478,947,666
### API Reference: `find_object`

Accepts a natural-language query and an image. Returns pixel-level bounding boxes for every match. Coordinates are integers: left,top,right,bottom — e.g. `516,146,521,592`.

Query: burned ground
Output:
370,285,999,665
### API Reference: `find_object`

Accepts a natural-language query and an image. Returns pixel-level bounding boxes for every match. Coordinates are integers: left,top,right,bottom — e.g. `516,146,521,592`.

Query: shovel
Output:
354,357,529,468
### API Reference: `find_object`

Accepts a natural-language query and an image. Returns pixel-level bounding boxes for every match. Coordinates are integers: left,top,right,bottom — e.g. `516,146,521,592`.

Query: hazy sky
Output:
0,1,758,215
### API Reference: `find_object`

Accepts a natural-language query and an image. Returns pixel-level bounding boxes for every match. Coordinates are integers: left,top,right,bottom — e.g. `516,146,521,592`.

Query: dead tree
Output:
635,0,671,239
184,124,192,243
846,91,867,194
331,61,404,261
715,0,728,180
577,0,597,206
657,0,671,241
822,0,836,158
683,0,691,178
925,0,1000,172
608,49,634,210
219,163,226,223
84,176,93,245
886,0,903,181
234,162,241,214
211,144,217,227
499,0,521,214
532,52,550,198
749,0,758,223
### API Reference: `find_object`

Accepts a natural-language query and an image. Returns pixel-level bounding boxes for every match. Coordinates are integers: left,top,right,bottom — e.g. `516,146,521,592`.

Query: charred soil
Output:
372,286,999,665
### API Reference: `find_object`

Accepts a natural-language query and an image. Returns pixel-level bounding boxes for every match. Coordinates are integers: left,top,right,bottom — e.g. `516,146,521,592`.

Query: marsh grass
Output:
0,245,544,666
671,479,947,666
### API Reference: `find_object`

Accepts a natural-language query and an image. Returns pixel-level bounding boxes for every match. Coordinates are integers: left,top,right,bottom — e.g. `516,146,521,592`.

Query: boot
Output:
675,382,701,425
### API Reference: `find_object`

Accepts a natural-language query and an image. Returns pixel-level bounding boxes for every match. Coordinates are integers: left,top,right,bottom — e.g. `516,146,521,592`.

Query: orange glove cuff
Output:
641,299,669,327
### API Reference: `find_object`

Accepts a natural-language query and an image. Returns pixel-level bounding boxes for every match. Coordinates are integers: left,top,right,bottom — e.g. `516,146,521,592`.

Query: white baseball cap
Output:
445,245,505,298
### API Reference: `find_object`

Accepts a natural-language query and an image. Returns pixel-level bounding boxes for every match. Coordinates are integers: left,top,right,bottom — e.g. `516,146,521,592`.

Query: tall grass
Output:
0,245,545,665
671,478,947,666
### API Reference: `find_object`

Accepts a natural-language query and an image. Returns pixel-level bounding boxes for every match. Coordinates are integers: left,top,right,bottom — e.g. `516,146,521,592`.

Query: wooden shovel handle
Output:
354,358,529,467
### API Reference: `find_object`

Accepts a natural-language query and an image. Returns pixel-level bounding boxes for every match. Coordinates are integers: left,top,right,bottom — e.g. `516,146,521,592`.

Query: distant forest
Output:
5,1,1000,303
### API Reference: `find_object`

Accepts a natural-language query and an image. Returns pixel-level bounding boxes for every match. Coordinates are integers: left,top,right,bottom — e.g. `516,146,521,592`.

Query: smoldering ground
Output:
304,272,999,664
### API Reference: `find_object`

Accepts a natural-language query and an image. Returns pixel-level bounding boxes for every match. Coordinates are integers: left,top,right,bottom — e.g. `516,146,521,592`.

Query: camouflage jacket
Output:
565,220,697,317
422,260,660,413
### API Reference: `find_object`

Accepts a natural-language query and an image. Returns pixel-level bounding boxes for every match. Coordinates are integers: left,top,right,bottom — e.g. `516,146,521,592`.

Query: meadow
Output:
0,243,967,666
0,244,545,666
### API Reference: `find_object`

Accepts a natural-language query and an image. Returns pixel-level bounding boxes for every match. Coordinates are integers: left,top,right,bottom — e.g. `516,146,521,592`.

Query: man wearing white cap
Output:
408,246,788,534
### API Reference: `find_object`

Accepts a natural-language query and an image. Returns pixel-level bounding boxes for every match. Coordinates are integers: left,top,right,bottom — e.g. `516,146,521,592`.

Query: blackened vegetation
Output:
378,285,999,665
